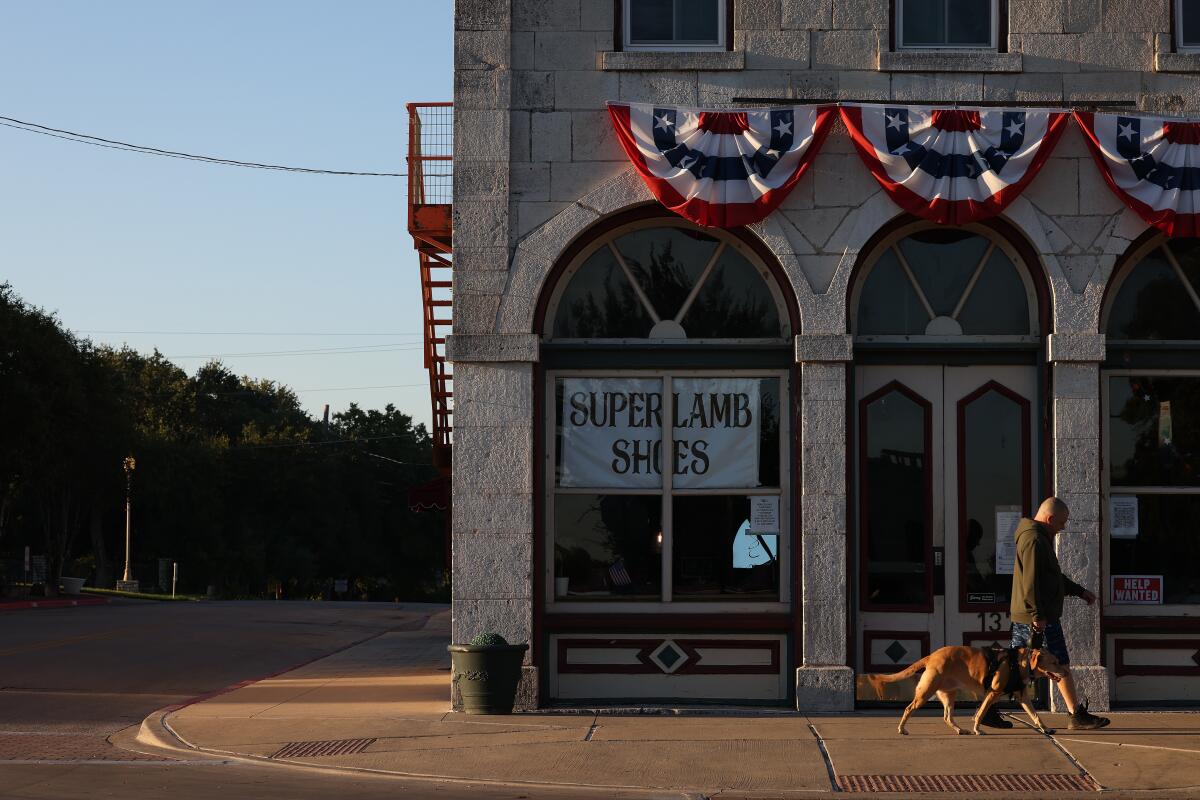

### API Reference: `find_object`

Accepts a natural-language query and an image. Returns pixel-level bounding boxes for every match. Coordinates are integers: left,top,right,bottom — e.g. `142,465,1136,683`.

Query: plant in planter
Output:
447,632,529,715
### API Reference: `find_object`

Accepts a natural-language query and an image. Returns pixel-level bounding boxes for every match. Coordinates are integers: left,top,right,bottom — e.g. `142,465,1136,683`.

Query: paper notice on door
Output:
749,496,779,533
1110,495,1139,539
994,506,1022,575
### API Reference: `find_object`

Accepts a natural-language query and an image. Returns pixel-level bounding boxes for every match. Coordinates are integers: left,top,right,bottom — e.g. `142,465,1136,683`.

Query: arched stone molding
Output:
1002,197,1150,335
497,169,652,335
500,167,834,337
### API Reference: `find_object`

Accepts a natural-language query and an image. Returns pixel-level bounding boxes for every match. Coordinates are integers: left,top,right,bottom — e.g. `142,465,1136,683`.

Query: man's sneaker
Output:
1068,701,1111,731
978,708,1013,729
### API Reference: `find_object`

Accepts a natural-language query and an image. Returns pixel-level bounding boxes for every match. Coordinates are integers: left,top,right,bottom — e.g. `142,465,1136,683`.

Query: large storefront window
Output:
552,374,786,602
1106,375,1200,605
544,218,793,610
1104,236,1200,610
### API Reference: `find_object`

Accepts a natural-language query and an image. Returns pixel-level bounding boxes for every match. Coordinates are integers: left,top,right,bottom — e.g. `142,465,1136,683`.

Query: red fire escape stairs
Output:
407,102,454,479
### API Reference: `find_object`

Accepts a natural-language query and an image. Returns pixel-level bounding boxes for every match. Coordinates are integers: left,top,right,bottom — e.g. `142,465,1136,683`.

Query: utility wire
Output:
168,343,424,359
82,329,422,337
0,115,407,177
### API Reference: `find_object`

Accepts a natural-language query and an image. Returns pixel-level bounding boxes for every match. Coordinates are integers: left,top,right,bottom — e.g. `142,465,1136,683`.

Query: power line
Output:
168,343,424,359
210,383,427,396
82,329,422,337
0,114,407,177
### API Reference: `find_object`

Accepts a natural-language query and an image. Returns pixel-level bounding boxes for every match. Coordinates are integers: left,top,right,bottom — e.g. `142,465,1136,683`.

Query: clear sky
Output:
0,2,452,429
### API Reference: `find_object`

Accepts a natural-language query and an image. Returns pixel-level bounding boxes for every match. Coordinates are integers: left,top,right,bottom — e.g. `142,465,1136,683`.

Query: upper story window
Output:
896,0,998,49
1177,0,1200,51
622,0,727,52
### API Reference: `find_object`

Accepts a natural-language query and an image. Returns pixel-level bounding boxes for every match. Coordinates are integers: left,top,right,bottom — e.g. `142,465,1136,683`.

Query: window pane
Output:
681,248,784,338
554,494,662,600
672,495,780,599
675,0,720,43
863,389,929,607
1106,247,1200,340
962,389,1026,605
1182,0,1200,46
948,0,992,45
1109,494,1200,604
1108,376,1200,488
902,0,947,46
557,378,663,489
615,227,721,322
670,377,780,489
956,248,1031,334
552,246,654,338
629,0,673,42
902,230,989,318
857,249,929,335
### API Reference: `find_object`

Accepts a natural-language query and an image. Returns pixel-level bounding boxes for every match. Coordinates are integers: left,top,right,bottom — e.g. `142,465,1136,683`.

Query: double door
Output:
853,365,1037,701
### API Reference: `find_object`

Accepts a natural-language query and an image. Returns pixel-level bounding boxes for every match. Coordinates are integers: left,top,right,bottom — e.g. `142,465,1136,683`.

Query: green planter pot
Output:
448,642,529,714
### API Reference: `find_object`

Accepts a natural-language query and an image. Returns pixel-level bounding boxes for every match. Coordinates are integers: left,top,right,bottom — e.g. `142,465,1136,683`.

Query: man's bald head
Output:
1035,497,1070,533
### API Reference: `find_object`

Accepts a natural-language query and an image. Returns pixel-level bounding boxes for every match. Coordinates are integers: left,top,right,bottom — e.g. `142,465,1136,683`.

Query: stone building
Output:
445,0,1200,711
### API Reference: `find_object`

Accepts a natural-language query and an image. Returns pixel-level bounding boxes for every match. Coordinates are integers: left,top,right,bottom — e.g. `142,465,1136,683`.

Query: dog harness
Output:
983,646,1028,696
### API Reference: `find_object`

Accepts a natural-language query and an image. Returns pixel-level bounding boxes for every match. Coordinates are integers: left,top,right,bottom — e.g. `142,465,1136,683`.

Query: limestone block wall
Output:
449,0,1200,709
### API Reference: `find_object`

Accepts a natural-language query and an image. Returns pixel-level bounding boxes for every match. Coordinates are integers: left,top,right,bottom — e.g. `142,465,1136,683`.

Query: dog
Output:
867,645,1066,736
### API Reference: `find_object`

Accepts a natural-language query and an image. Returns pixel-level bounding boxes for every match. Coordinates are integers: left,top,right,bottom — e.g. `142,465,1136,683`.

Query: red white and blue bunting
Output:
1075,111,1200,238
839,104,1069,226
607,102,836,228
605,101,1200,237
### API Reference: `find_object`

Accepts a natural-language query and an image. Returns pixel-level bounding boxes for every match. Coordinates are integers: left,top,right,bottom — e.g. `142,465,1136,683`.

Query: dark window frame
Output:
889,0,1007,52
614,0,735,52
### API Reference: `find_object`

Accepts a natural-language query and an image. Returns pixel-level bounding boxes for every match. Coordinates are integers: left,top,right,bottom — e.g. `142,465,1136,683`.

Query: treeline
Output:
0,283,445,599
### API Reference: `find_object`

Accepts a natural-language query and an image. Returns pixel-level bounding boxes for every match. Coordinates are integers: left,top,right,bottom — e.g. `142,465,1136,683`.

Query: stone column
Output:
1047,332,1111,712
446,334,540,711
794,334,855,711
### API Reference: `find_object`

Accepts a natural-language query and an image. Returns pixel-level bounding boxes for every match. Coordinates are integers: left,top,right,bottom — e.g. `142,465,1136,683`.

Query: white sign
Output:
559,377,760,489
749,496,779,533
1110,495,1139,539
733,520,777,568
994,506,1022,575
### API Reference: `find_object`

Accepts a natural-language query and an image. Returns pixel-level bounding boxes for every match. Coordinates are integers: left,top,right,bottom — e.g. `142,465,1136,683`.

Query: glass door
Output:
855,365,1037,703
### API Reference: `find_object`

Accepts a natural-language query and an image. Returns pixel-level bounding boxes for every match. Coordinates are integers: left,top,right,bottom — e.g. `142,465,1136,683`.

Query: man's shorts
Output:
1011,620,1070,665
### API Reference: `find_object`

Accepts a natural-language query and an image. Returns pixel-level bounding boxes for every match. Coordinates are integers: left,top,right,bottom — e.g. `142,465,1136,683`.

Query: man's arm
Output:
1063,575,1097,604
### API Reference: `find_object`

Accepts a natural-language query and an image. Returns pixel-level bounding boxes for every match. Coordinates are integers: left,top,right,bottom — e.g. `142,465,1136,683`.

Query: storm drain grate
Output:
270,738,376,759
836,774,1100,793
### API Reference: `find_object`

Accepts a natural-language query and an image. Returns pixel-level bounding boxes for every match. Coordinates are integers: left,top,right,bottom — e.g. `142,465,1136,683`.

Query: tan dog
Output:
868,645,1065,736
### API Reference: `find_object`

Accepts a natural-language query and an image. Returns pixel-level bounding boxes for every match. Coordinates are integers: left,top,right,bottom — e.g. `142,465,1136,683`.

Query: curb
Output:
0,596,111,611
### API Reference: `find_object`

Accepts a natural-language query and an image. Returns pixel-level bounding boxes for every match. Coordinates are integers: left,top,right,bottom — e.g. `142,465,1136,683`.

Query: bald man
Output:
1002,497,1109,730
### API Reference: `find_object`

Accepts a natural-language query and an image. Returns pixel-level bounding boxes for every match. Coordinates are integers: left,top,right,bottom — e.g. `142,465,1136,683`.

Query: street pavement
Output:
0,600,607,799
5,600,1200,799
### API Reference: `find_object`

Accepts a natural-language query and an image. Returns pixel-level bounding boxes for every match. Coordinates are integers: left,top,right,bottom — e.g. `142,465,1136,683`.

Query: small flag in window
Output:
608,557,632,587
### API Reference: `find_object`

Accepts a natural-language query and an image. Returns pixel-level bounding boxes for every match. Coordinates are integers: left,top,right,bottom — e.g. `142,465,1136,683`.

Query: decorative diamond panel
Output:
884,640,908,664
648,640,689,674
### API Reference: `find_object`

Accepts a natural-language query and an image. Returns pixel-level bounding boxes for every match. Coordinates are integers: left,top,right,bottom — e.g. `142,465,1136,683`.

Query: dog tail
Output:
866,657,929,698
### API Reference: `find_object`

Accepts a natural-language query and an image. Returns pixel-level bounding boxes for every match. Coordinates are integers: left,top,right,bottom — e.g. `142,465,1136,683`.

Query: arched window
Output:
1105,238,1200,341
538,212,796,623
852,226,1037,339
1103,236,1200,610
546,220,790,340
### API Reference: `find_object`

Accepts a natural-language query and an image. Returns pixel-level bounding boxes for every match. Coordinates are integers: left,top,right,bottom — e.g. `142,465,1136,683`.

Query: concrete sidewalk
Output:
123,611,1200,798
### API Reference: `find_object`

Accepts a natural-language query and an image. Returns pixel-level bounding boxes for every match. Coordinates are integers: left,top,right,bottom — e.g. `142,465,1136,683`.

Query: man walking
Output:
982,496,1109,730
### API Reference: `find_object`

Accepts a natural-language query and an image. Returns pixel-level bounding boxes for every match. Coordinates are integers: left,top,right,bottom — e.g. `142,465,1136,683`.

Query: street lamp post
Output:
118,456,139,592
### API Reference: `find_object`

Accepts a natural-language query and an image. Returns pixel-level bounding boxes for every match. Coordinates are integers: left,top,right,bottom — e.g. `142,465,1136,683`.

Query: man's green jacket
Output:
1010,518,1086,624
